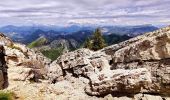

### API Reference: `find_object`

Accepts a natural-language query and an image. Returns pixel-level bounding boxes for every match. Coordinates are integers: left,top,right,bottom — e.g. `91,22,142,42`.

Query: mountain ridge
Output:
0,24,158,44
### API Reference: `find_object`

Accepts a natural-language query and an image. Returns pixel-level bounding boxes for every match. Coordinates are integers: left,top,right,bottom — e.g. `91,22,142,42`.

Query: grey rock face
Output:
85,68,152,95
5,43,51,82
47,60,63,83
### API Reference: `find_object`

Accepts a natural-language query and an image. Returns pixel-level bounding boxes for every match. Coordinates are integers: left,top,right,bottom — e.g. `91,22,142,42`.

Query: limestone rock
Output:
112,32,170,63
0,33,13,46
5,44,51,81
57,48,93,70
85,68,152,96
47,61,63,83
134,94,166,100
0,34,51,82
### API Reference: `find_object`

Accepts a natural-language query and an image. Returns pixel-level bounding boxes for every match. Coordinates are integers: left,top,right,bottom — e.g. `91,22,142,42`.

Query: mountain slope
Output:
104,34,131,45
28,36,48,48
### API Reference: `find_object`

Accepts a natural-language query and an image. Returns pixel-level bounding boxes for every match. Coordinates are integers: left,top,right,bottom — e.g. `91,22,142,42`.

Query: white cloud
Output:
0,0,170,26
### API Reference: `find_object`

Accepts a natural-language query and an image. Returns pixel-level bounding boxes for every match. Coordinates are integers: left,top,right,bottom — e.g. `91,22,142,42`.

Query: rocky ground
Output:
0,26,170,100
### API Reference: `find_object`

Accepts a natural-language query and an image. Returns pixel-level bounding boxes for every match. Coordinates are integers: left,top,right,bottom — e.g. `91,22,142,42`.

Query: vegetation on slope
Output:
0,91,16,100
28,36,47,48
41,47,64,61
104,34,131,45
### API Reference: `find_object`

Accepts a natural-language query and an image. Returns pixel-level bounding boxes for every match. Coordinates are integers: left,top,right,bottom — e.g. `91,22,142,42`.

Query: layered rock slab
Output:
85,68,152,96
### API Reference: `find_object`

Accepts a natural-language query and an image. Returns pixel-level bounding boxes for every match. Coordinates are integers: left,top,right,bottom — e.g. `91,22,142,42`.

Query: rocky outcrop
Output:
0,33,13,46
5,43,51,81
98,26,170,96
0,33,51,82
48,26,170,98
52,48,110,79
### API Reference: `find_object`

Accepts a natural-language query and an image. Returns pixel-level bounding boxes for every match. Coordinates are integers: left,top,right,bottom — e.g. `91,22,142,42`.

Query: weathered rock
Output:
47,61,63,83
112,59,170,95
0,33,51,82
83,26,170,96
0,33,13,46
55,48,112,79
5,44,51,81
85,68,152,96
57,48,93,70
134,94,166,100
112,32,170,63
54,26,170,97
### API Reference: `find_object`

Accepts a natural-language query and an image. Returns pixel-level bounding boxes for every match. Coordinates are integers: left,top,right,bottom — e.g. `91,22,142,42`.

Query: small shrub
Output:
0,91,15,100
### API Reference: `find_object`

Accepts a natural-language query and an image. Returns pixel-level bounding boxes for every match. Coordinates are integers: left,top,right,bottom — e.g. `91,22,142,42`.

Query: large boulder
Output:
57,48,93,70
47,48,112,83
5,44,51,81
85,68,152,95
113,31,170,63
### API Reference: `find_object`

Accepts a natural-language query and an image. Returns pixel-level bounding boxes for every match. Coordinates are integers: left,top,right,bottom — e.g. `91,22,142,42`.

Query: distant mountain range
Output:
27,30,132,60
0,24,158,45
0,24,159,60
100,25,159,36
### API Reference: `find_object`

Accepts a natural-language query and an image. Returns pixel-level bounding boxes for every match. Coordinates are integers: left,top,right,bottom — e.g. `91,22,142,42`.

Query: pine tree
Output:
84,37,92,49
92,28,106,51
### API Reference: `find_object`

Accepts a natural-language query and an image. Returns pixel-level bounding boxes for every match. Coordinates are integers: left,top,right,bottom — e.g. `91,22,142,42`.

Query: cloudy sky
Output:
0,0,170,26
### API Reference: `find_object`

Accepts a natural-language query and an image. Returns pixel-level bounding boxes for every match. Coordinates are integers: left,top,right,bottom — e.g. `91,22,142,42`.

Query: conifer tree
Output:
84,37,92,49
92,28,106,51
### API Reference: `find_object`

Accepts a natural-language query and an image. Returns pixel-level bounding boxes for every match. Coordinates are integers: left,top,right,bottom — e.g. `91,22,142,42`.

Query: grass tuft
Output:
0,91,16,100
